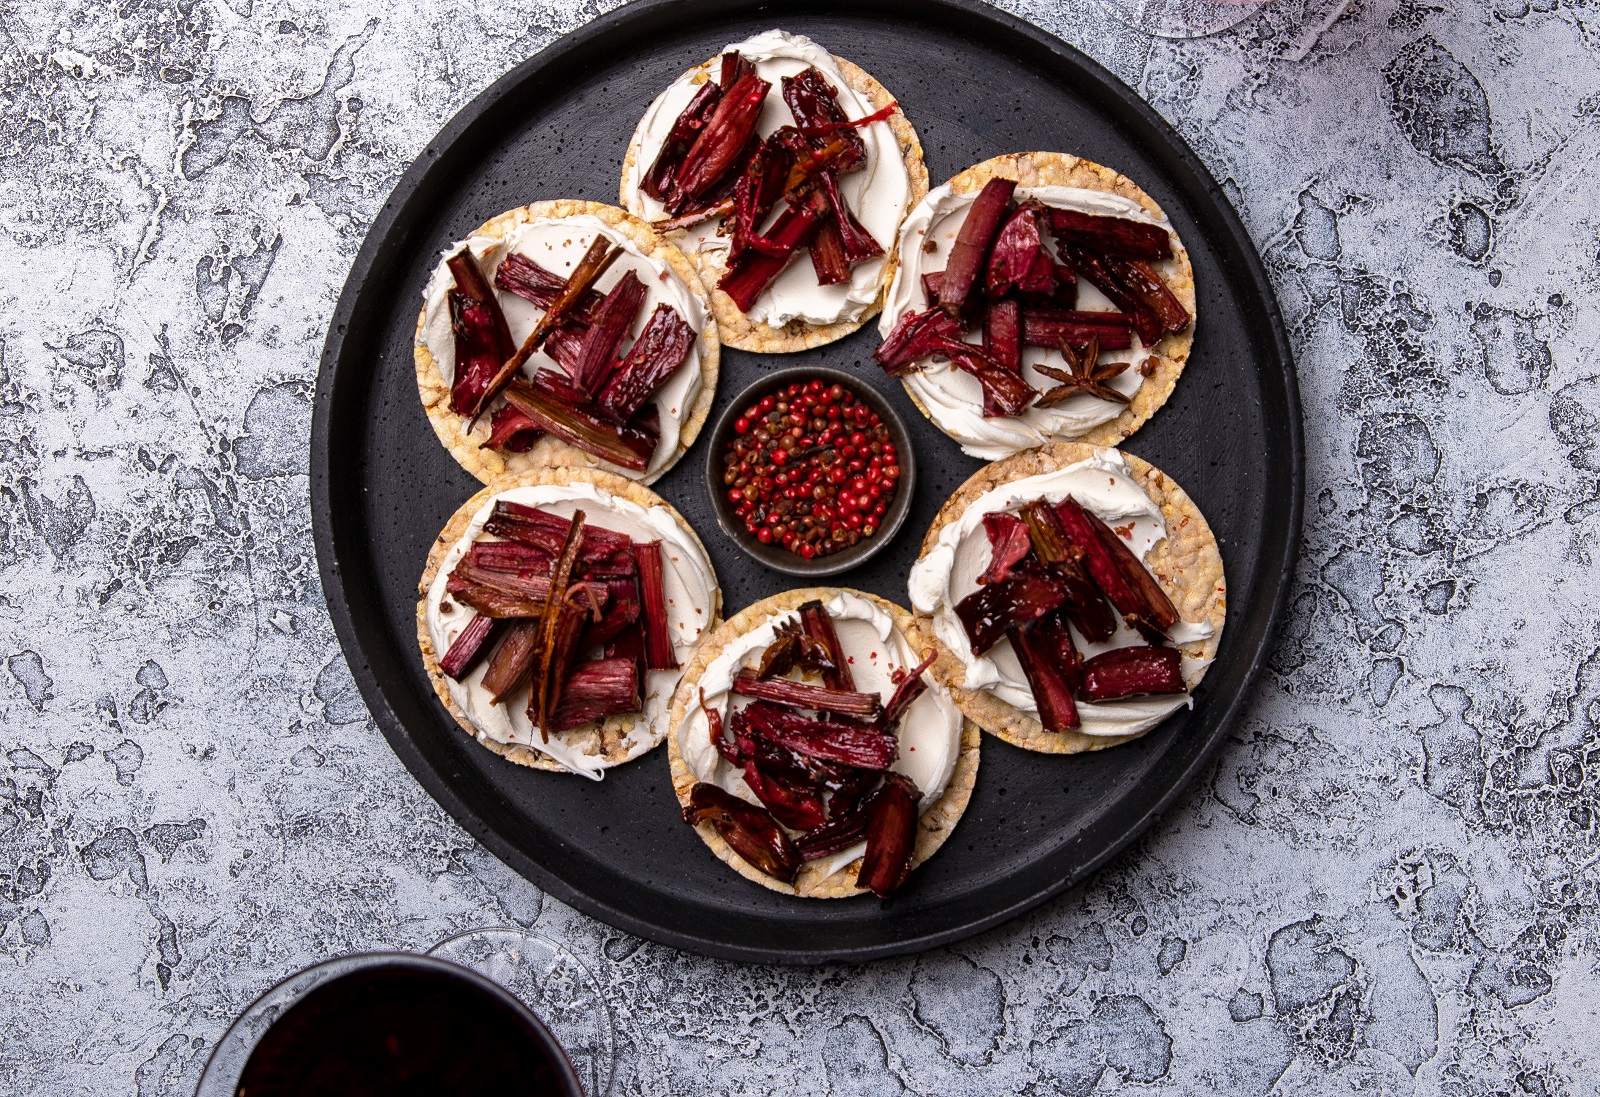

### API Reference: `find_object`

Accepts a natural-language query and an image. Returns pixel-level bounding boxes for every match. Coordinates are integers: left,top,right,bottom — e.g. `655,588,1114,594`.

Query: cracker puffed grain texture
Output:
413,200,720,486
620,55,929,353
417,466,722,773
912,442,1225,754
665,587,979,898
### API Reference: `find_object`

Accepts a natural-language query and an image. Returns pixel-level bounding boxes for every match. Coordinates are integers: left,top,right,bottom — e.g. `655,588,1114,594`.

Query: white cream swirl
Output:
418,214,710,484
907,449,1213,738
622,29,912,329
882,184,1184,461
425,483,717,779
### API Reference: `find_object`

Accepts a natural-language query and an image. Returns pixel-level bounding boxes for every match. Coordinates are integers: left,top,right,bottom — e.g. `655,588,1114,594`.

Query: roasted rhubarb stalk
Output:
741,763,827,832
484,405,543,452
1056,496,1179,635
1079,646,1183,701
643,81,723,201
741,702,897,769
682,782,800,883
794,805,873,861
1020,307,1134,351
494,252,603,320
718,189,829,312
1008,621,1080,732
570,271,646,396
881,651,937,727
979,511,1033,585
1104,256,1190,337
782,66,867,171
873,307,1035,416
470,237,621,422
480,618,542,703
938,178,1016,319
730,672,882,718
982,299,1022,372
484,501,632,559
548,656,640,731
634,540,678,671
440,614,499,680
797,600,854,692
1048,208,1172,261
596,304,695,423
670,71,772,210
446,251,516,417
856,773,920,897
954,570,1071,656
984,203,1054,300
529,510,588,739
502,378,655,472
1052,241,1164,348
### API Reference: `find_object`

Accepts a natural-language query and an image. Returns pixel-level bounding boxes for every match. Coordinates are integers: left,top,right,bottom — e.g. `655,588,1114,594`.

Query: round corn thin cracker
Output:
665,587,980,898
912,442,1225,754
413,200,720,487
417,466,722,774
898,152,1196,449
620,54,929,353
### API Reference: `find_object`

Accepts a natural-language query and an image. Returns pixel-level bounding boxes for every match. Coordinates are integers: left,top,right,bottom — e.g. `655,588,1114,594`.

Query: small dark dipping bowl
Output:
705,366,917,578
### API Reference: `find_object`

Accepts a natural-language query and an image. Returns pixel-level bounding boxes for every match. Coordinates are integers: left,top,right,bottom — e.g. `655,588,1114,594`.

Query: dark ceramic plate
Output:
704,367,917,577
311,0,1302,964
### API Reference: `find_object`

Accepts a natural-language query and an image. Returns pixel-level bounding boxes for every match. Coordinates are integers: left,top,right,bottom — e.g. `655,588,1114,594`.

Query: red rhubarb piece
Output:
569,271,647,396
717,189,828,312
1048,208,1172,261
873,307,966,375
596,303,695,423
857,773,920,897
730,672,882,719
1054,496,1177,635
816,169,882,264
670,71,771,210
494,252,603,321
742,762,827,832
479,618,543,703
635,539,678,671
954,570,1071,656
502,378,655,472
1008,621,1080,732
1020,307,1135,351
682,782,800,883
1083,505,1179,636
979,511,1033,585
781,66,866,172
547,656,640,731
1053,241,1164,347
797,600,855,692
1104,256,1190,336
982,299,1022,372
938,177,1016,319
642,81,723,202
484,405,543,453
445,251,516,417
741,702,897,770
881,650,937,728
440,614,499,680
809,219,850,286
985,203,1053,300
1079,646,1184,701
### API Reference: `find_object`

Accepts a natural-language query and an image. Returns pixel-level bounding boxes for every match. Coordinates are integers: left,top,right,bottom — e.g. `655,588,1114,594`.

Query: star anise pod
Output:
1034,336,1130,407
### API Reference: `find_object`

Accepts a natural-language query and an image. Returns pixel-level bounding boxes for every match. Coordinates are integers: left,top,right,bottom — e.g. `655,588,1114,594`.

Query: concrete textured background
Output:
2,0,1598,1091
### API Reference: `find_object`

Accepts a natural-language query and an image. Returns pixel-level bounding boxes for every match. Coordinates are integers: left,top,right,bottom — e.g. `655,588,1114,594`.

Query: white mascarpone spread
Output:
881,184,1185,461
621,29,912,329
907,449,1213,738
418,214,710,484
677,591,962,880
425,483,717,779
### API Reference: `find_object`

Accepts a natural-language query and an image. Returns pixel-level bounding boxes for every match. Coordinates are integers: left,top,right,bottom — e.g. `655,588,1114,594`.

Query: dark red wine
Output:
235,958,581,1096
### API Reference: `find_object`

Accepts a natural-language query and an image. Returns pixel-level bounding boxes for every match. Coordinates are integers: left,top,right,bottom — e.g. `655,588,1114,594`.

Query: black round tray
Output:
311,0,1302,964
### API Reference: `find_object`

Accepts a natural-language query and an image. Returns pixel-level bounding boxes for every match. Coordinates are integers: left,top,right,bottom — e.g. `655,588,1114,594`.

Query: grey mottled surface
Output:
2,0,1597,1092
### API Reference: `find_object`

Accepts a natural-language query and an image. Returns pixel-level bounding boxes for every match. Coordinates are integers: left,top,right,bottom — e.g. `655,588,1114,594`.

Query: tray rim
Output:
309,0,1304,964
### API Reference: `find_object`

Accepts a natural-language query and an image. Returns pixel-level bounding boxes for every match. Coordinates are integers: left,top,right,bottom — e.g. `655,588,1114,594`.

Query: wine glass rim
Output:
193,949,583,1096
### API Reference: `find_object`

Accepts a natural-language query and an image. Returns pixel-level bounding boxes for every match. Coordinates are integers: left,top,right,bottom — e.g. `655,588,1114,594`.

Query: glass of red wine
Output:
196,929,614,1097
